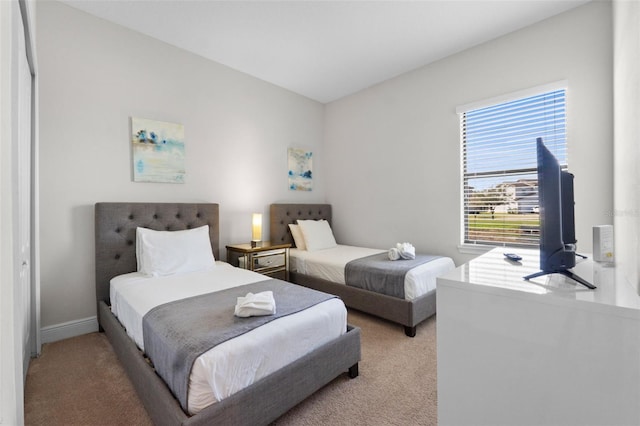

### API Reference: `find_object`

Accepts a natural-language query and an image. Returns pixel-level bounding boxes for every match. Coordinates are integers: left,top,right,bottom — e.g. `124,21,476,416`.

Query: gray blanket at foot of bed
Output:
142,279,337,412
345,253,441,299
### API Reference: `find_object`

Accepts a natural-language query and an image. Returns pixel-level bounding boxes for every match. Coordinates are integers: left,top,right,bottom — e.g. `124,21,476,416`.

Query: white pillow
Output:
288,224,307,250
296,219,337,251
136,225,215,276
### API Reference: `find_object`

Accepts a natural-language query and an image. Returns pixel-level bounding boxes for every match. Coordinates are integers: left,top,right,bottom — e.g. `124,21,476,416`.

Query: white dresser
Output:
437,248,640,426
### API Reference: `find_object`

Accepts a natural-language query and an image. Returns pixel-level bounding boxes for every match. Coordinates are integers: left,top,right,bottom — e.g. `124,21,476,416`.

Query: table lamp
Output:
251,213,262,247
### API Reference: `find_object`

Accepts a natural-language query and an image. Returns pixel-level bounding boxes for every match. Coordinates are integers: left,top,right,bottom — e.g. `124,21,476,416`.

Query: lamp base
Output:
251,240,262,248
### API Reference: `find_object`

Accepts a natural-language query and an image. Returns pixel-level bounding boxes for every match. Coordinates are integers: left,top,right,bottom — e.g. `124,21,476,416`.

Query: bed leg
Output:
404,325,416,337
348,363,359,378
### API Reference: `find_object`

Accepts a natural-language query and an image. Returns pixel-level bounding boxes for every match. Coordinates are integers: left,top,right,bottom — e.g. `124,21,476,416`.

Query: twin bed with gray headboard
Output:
270,203,452,337
95,202,360,425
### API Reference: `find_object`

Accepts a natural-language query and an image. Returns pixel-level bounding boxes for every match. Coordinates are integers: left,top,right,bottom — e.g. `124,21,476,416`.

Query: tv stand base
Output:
523,269,596,289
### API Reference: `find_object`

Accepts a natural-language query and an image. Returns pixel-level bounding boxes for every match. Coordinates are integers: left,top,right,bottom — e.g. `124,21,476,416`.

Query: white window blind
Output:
460,87,567,247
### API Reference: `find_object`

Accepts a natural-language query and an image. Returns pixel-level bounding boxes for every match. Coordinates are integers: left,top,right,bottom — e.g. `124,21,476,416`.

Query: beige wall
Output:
37,0,618,338
324,1,613,266
613,0,640,294
37,1,325,333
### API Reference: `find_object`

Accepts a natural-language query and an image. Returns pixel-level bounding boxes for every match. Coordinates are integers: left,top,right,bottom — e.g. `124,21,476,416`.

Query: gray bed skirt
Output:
291,271,436,337
99,301,360,425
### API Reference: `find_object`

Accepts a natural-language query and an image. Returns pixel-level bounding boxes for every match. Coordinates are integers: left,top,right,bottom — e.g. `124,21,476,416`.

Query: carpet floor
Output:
24,310,438,426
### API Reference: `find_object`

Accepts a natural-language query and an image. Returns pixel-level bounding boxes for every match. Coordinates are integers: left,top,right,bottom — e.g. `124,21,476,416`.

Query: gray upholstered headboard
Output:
270,204,332,246
94,202,220,305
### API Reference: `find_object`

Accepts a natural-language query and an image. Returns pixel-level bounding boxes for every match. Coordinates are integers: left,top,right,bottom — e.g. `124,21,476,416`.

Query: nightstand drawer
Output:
226,242,291,280
239,251,286,270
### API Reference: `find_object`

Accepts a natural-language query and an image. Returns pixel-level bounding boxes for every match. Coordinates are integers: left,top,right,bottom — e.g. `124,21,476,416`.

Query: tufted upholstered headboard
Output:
94,202,220,306
270,204,332,247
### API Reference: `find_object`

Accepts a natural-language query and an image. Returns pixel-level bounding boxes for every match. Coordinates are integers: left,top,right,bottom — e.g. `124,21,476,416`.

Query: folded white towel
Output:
234,291,276,317
388,247,400,261
397,242,416,260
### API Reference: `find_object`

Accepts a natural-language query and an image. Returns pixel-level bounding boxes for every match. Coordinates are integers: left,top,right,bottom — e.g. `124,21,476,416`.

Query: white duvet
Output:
110,262,346,415
289,245,455,300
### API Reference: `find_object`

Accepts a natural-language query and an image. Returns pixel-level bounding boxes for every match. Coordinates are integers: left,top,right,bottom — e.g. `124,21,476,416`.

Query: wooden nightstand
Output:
226,242,291,280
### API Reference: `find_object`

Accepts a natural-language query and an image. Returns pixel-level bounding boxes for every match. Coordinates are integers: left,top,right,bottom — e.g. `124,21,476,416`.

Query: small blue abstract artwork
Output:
288,147,312,191
131,117,185,183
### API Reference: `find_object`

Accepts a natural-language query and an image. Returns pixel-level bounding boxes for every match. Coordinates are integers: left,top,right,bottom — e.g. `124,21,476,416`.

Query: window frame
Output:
457,81,568,252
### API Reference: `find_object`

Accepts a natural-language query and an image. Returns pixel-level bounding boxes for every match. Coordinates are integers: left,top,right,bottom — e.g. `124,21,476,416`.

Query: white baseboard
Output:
40,316,99,344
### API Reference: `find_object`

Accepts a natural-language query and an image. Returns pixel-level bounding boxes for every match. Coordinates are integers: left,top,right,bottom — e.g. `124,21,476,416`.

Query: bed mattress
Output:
110,262,346,415
290,245,455,300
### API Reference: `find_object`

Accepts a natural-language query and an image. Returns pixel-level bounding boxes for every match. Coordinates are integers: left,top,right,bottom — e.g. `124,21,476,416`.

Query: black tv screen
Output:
524,138,594,289
537,138,576,272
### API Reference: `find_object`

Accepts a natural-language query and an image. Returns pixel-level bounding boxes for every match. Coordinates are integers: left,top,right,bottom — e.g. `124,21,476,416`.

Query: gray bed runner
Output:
142,279,337,412
345,253,441,299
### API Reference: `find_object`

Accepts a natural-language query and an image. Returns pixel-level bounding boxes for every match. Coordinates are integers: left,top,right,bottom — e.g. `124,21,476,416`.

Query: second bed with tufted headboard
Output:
270,203,455,337
270,203,333,246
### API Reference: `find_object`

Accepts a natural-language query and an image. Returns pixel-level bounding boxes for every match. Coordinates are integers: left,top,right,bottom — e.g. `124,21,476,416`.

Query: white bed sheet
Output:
289,245,455,300
110,262,346,415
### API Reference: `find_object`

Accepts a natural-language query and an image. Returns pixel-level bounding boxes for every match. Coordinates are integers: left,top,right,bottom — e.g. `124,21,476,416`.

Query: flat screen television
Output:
523,138,595,289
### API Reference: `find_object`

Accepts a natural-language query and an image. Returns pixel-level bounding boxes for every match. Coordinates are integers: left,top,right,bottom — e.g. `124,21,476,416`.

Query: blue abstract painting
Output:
131,117,185,183
288,147,312,191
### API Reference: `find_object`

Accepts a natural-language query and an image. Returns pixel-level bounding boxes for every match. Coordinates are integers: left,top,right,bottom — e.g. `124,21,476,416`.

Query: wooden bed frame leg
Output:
404,326,416,337
348,363,359,378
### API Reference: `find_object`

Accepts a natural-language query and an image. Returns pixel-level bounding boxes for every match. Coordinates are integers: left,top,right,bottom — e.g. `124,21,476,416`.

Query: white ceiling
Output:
61,0,591,104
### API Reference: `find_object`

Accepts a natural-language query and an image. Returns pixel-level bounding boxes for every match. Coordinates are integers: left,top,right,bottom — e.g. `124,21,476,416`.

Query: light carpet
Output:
25,310,437,425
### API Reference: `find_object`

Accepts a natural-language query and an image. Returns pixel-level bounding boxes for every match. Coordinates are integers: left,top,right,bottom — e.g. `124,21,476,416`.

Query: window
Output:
459,84,567,247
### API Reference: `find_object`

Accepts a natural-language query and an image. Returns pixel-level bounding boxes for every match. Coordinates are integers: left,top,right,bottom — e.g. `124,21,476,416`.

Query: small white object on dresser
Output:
593,224,614,262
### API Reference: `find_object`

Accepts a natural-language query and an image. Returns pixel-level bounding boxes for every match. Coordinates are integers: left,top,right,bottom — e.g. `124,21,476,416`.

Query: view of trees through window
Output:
461,87,566,247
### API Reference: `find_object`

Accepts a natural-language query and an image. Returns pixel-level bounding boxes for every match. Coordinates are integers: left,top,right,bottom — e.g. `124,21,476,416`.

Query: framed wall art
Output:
288,147,312,191
131,117,185,183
